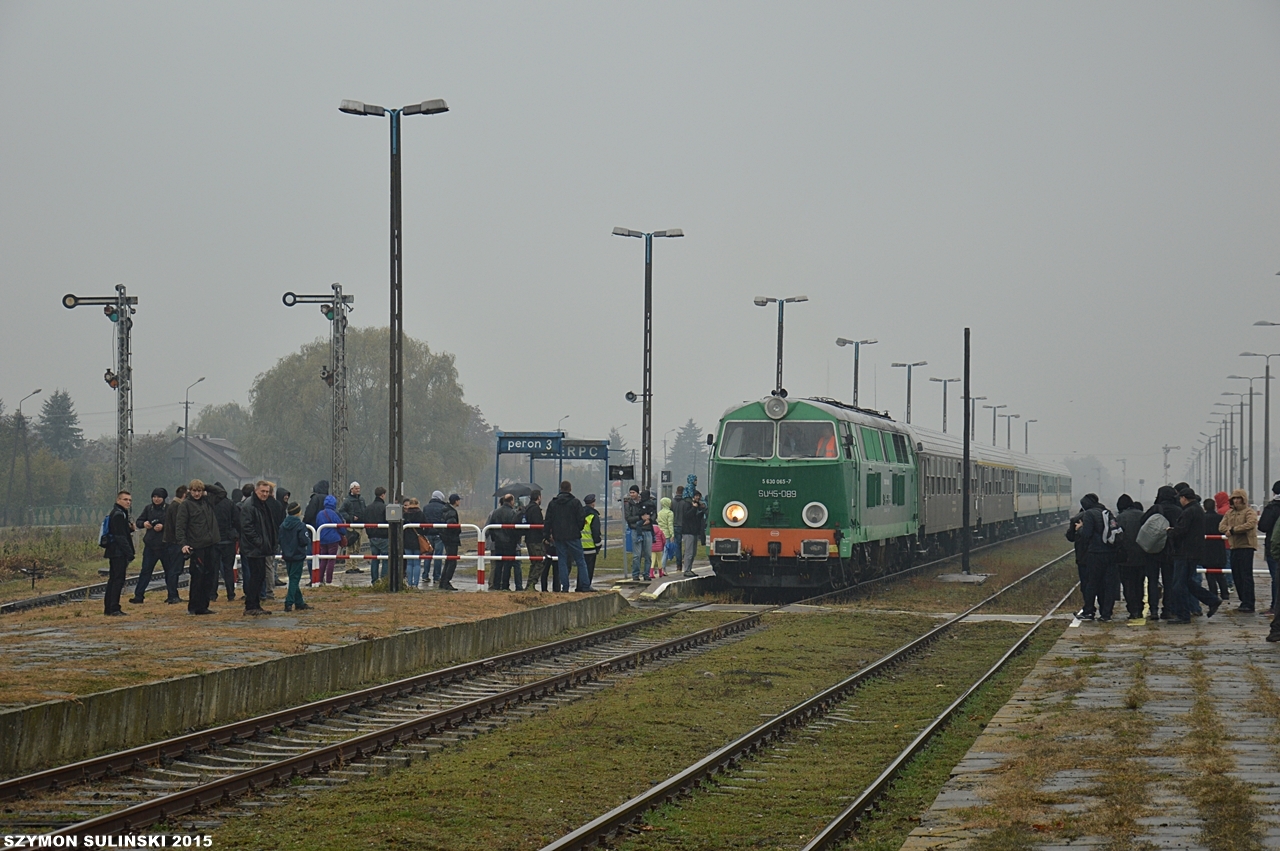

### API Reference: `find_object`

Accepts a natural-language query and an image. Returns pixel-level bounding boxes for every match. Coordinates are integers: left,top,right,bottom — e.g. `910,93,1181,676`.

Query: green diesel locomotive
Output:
706,396,1072,591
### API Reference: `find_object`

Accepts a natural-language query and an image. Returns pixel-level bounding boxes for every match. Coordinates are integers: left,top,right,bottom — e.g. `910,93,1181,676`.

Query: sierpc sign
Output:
561,440,608,460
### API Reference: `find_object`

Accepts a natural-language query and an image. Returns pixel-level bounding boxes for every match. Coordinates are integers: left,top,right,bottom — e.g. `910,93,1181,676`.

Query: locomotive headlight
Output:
802,501,829,528
723,501,748,527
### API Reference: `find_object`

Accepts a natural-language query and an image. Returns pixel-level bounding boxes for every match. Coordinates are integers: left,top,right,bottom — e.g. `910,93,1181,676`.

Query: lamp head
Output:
402,99,448,115
753,297,772,307
652,229,683,238
612,227,643,238
339,99,386,116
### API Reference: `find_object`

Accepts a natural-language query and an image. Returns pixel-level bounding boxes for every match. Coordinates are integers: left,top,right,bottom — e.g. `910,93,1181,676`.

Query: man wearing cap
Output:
279,501,313,612
437,494,463,590
580,494,602,590
339,482,366,554
422,490,449,585
129,487,168,604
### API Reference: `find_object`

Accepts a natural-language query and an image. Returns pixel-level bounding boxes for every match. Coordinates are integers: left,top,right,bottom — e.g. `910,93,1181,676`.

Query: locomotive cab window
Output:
719,421,775,459
778,421,838,459
860,427,884,462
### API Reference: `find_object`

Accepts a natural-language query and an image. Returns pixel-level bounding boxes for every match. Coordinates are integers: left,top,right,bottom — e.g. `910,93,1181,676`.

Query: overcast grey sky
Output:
2,1,1278,498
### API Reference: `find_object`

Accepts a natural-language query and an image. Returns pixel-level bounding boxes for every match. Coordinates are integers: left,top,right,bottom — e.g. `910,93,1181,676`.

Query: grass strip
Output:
614,622,1061,851
209,611,936,850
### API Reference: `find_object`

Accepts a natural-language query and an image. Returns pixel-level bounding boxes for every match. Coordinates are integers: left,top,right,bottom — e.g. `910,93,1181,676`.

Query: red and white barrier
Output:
312,521,485,586
479,523,550,591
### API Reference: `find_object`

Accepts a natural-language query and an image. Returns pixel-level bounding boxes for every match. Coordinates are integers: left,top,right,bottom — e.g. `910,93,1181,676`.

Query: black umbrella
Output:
492,482,545,499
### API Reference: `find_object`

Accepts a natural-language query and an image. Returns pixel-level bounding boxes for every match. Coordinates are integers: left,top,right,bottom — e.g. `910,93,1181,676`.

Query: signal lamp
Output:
321,366,336,387
321,303,336,321
103,369,120,389
103,304,120,322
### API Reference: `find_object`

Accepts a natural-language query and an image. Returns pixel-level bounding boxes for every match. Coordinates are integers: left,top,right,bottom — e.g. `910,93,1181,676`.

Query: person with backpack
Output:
1073,494,1119,621
101,491,135,616
1256,481,1280,616
1139,486,1182,620
1219,488,1259,613
1168,485,1221,623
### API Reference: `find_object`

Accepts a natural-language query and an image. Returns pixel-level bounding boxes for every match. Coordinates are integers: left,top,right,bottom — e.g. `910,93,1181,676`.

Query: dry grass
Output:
0,526,102,602
0,586,608,707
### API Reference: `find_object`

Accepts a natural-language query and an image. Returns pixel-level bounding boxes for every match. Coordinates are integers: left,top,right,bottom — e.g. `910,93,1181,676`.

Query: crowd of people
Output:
1066,482,1280,642
624,484,707,582
484,482,601,592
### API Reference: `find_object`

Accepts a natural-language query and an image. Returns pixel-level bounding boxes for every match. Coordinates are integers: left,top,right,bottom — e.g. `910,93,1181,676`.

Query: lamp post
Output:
1227,376,1268,497
1215,402,1236,487
982,404,1006,446
754,295,809,397
1241,349,1280,493
4,389,41,526
835,338,877,408
1024,419,1038,454
341,96,448,594
1115,456,1126,492
998,412,1020,450
182,377,205,483
614,227,683,495
1222,391,1258,490
1200,431,1214,493
890,361,927,424
968,396,986,441
929,376,961,433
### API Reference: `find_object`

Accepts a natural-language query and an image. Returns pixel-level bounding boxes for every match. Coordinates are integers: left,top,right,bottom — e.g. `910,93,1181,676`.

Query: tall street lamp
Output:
998,412,1020,450
341,96,448,594
4,389,41,526
929,376,961,433
1227,375,1269,497
968,396,986,441
835,338,877,408
1215,401,1237,488
182,377,205,483
1222,390,1259,491
982,404,1006,446
1024,419,1038,454
614,227,684,494
754,295,809,398
1242,349,1280,492
890,361,927,424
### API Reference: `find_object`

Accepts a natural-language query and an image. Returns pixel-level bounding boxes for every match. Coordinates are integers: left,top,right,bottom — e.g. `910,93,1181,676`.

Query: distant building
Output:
167,435,259,489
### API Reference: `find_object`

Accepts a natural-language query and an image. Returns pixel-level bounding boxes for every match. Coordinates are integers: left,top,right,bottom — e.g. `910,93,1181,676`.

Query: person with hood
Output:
1257,481,1280,616
1065,496,1094,617
1072,493,1118,621
486,494,520,590
544,481,589,592
656,496,675,576
160,484,188,604
304,480,330,528
239,480,279,614
402,497,426,589
437,494,463,591
1219,488,1258,612
175,479,220,616
315,494,343,585
279,501,312,612
339,482,366,553
422,490,448,585
580,493,602,590
207,482,240,603
1201,497,1230,603
523,490,549,592
1167,485,1221,623
1114,495,1148,620
102,490,135,616
129,487,168,604
364,487,389,584
1140,486,1182,620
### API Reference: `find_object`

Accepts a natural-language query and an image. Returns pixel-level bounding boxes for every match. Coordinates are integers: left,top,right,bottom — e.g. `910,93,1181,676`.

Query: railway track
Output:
540,549,1077,850
0,605,765,837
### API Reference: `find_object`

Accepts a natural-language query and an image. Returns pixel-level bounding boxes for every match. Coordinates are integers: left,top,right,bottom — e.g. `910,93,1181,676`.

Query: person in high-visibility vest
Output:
817,431,838,458
580,494,602,591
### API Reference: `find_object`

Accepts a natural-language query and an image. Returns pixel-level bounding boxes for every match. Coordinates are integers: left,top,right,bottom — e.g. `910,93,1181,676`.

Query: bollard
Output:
311,539,321,585
476,540,486,590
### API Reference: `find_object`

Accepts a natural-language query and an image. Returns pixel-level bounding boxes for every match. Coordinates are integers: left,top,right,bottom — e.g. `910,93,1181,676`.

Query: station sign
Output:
562,440,609,460
498,433,562,455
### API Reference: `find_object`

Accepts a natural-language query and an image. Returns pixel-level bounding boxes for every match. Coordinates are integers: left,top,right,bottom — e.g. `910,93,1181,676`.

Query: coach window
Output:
779,421,838,459
720,421,775,459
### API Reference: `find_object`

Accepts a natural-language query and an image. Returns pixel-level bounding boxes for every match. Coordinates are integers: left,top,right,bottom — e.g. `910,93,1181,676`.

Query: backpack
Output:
1100,509,1123,547
1136,513,1170,554
98,513,114,549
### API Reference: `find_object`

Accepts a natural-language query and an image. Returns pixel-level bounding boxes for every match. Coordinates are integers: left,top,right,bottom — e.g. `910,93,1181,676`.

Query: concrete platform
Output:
900,571,1280,849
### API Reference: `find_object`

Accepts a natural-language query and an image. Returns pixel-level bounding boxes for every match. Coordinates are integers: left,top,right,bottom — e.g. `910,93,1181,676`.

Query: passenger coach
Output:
706,396,1071,592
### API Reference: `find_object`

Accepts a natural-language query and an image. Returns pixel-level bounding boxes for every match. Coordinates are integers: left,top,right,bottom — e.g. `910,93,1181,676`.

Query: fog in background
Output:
2,2,1278,503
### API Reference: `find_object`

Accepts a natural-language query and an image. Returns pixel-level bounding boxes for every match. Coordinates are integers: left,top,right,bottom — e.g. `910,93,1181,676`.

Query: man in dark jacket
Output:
679,491,705,576
544,481,588,592
303,480,329,528
1114,495,1148,620
239,480,279,615
486,494,520,591
175,480,220,615
422,490,448,585
1141,486,1183,620
339,482,366,552
1073,493,1118,621
1067,494,1100,618
629,490,657,581
522,490,549,592
129,488,167,604
1167,485,1221,623
160,484,187,603
102,491,135,616
1258,481,1280,615
365,487,389,584
437,494,463,591
207,482,240,602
